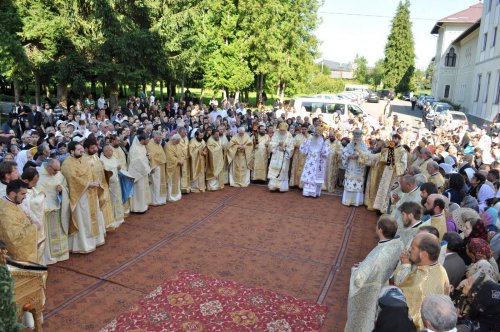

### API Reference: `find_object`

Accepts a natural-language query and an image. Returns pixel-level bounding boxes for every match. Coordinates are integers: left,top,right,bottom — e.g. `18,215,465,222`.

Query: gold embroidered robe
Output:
399,264,450,330
206,136,225,191
289,133,308,188
146,140,167,205
189,138,207,193
164,141,183,201
227,133,253,187
0,198,39,263
252,134,270,181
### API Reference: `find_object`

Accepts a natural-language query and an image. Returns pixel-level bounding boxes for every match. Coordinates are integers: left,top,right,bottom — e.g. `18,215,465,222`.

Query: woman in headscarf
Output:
373,286,417,332
466,238,499,277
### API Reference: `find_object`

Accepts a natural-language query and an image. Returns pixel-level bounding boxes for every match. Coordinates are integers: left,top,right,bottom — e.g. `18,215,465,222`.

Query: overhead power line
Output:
318,11,437,21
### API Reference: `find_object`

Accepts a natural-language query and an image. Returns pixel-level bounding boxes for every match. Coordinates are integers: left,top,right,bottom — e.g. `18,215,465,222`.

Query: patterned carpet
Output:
99,270,328,331
42,185,379,331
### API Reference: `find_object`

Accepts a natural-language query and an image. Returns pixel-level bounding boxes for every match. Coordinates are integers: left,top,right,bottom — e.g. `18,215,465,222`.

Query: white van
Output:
290,97,380,129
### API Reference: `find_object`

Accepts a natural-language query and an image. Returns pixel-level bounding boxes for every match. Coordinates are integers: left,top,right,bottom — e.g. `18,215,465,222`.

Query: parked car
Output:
378,89,395,100
448,111,469,130
367,91,380,103
431,102,453,113
401,92,411,101
290,98,380,129
311,94,339,100
418,96,436,109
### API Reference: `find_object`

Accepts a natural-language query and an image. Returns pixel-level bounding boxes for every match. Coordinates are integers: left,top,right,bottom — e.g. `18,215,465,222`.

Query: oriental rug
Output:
99,270,328,332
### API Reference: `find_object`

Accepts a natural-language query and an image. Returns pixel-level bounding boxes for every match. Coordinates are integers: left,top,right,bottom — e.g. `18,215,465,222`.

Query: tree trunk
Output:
235,91,240,104
222,89,227,101
134,83,139,97
57,84,68,108
276,78,281,100
200,88,205,104
34,73,41,106
91,78,96,97
13,79,20,103
109,83,119,111
160,80,164,102
257,73,264,105
244,90,249,103
280,81,285,102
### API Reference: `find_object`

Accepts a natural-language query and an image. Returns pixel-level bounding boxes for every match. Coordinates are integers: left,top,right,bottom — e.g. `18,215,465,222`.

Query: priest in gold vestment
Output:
146,131,167,205
84,139,114,231
128,133,152,213
218,125,230,185
289,124,309,188
189,130,207,193
100,145,125,228
178,127,191,194
268,122,294,192
345,215,404,332
62,141,106,253
206,129,225,191
323,132,343,192
251,125,270,181
36,159,70,264
19,167,46,263
164,134,183,201
227,127,253,187
0,179,40,263
398,233,450,330
372,134,408,213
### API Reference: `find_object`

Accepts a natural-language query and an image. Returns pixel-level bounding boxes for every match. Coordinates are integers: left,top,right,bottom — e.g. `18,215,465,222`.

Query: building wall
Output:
453,29,480,113
432,23,475,98
470,1,500,121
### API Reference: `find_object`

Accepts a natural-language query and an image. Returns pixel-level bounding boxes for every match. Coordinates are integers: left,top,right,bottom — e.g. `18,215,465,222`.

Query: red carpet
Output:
99,270,328,332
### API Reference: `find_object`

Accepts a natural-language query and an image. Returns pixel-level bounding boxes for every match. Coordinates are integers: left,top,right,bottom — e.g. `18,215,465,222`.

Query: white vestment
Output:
342,141,369,206
300,136,329,197
345,239,404,332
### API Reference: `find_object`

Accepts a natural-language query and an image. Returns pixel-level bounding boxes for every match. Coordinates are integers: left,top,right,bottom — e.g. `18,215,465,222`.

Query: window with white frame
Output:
483,33,488,51
445,48,457,67
475,74,482,102
493,27,497,47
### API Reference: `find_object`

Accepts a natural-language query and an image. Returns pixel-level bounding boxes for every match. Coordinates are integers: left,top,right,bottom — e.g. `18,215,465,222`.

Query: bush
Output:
439,98,461,111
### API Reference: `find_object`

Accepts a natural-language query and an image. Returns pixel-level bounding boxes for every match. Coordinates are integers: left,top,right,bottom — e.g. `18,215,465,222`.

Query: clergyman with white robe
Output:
342,129,369,206
299,126,329,197
267,122,294,192
36,159,70,264
345,215,404,332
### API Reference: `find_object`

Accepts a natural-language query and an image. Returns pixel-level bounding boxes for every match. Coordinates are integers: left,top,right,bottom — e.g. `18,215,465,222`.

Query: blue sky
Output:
315,0,480,69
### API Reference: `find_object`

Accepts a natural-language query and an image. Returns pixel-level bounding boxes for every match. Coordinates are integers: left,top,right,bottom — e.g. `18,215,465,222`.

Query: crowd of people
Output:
0,91,500,331
343,112,500,331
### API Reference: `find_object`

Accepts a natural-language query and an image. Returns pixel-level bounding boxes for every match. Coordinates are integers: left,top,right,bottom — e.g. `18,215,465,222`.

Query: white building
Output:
431,1,500,122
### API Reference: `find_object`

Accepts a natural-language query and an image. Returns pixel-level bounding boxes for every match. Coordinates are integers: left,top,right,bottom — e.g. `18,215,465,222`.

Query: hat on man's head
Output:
56,120,66,128
278,122,289,131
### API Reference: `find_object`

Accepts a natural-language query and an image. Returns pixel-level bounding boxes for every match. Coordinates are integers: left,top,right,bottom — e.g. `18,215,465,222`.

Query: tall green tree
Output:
353,55,369,84
383,0,415,93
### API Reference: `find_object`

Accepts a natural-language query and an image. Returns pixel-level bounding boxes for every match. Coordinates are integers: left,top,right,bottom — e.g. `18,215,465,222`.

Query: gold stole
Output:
61,156,98,236
147,141,168,196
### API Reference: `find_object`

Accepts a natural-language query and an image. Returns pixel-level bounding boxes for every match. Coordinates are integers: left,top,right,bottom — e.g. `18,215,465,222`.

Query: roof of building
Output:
431,2,483,34
318,59,353,71
452,19,481,45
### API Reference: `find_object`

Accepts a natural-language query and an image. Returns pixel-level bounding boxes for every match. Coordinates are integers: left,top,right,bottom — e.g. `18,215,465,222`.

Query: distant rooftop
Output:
431,2,483,34
317,59,353,71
